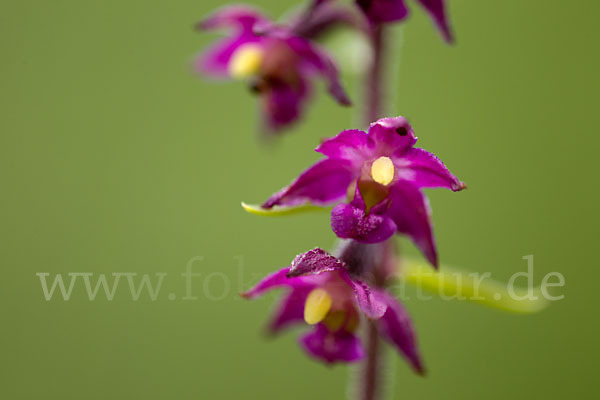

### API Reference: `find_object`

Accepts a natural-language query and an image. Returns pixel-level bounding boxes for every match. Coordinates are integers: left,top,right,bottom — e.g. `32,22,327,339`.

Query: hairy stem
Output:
364,25,386,125
360,25,385,400
356,24,388,400
361,320,383,400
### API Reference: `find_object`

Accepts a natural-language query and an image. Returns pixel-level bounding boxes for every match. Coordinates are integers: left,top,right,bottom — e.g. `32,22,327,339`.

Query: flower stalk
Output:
365,24,386,125
359,23,388,400
362,320,383,400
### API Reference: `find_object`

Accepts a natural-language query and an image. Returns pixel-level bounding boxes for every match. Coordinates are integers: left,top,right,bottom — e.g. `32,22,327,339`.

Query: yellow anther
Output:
371,156,395,186
228,44,263,79
304,288,332,325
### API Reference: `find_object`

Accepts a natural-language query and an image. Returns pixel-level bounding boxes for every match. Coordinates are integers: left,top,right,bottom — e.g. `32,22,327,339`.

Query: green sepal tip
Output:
241,202,330,217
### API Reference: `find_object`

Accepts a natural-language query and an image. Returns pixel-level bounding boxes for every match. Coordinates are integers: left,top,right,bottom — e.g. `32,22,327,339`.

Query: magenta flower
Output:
242,248,423,371
195,5,351,131
356,0,453,42
262,116,465,267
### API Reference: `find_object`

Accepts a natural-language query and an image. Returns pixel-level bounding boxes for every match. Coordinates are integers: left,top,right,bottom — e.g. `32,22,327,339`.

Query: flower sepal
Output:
401,260,551,314
241,201,330,217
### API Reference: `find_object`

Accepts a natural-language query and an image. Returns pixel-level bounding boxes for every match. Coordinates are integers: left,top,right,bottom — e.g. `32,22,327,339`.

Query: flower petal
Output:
386,182,438,268
195,6,270,77
356,0,409,25
241,267,293,299
397,148,465,191
368,116,418,156
315,129,372,163
262,158,356,208
197,5,268,31
345,277,388,319
285,36,352,106
292,1,368,38
262,80,309,131
416,0,453,42
268,287,313,334
331,203,397,243
195,34,261,78
299,324,364,363
376,291,424,374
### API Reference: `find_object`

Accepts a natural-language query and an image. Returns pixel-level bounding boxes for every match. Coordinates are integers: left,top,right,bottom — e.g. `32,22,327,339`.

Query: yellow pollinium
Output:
371,156,395,185
228,44,264,79
304,288,332,325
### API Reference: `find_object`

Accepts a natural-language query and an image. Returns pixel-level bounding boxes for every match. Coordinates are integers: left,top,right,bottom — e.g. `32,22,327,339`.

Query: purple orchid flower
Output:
242,248,423,371
356,0,453,42
262,116,465,267
195,5,351,131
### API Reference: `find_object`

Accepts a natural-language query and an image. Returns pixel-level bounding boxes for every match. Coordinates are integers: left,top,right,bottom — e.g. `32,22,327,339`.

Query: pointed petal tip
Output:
337,91,353,107
242,201,330,217
453,181,467,191
442,30,454,44
264,323,284,338
241,202,274,216
241,201,258,213
427,250,439,270
330,86,352,107
194,20,210,31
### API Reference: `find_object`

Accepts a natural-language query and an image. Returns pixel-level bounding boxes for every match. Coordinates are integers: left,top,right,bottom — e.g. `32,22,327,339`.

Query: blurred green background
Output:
1,0,598,399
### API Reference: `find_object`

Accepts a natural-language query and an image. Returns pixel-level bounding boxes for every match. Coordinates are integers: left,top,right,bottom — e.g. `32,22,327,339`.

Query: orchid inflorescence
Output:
242,115,463,369
193,0,543,398
195,0,450,132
